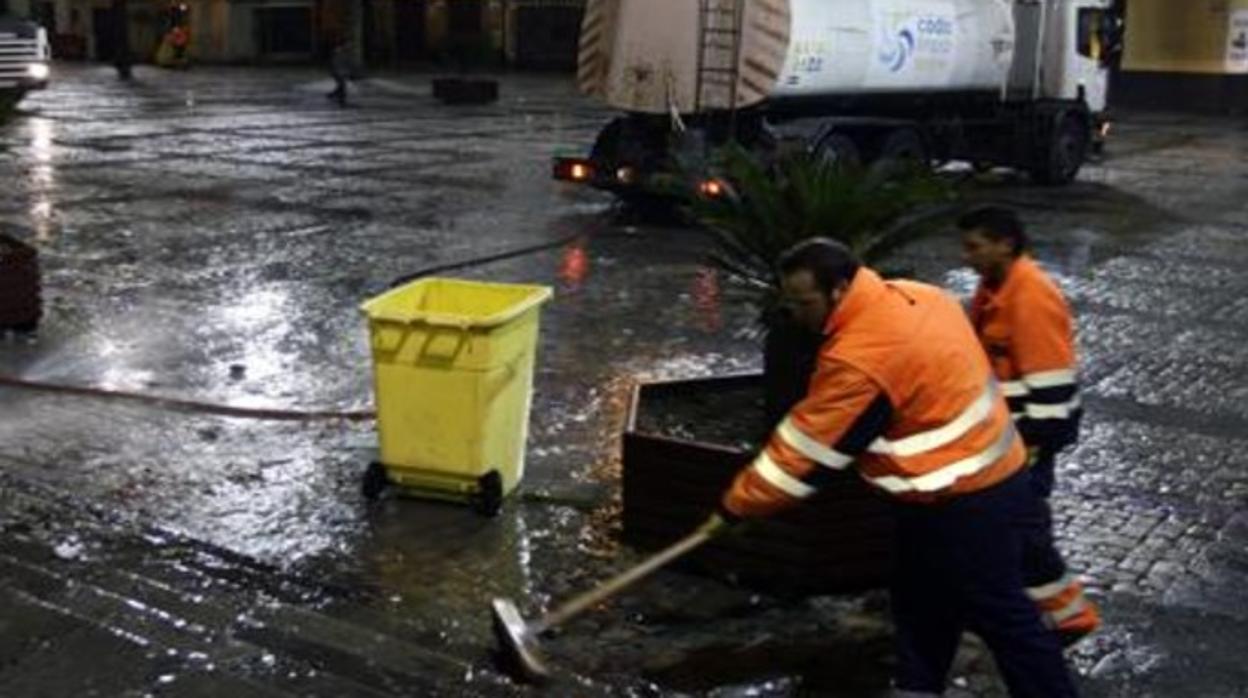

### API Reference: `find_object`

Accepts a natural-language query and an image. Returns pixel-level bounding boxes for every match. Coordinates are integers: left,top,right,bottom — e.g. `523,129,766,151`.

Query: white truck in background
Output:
555,0,1120,201
0,15,51,107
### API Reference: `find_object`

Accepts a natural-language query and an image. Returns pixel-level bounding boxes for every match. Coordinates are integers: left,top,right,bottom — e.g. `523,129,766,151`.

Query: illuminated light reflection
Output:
214,287,297,408
31,118,54,161
692,266,722,333
559,240,590,289
31,198,55,241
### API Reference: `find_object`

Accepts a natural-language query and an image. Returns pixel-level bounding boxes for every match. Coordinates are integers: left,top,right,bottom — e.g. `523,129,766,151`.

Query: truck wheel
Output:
870,128,928,178
813,133,861,170
589,117,627,163
1032,115,1088,185
471,470,504,517
362,461,389,501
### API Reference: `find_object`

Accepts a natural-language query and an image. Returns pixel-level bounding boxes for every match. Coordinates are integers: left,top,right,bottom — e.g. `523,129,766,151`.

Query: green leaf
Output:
676,145,961,325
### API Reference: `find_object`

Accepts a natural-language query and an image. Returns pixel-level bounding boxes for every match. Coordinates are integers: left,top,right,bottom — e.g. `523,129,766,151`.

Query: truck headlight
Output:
27,63,50,81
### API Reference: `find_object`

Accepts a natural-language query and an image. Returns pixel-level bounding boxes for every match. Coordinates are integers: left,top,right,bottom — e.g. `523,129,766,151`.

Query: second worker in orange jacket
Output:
720,239,1078,697
961,205,1100,647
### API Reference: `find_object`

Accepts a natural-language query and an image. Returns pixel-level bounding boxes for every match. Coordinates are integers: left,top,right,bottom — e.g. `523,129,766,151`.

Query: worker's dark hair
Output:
957,206,1029,256
777,238,861,295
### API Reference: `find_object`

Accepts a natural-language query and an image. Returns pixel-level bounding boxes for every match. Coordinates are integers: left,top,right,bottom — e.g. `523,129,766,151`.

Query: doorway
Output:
393,0,427,62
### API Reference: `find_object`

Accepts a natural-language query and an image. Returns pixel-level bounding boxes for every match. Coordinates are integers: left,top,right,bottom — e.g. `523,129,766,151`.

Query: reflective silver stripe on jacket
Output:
1002,380,1029,398
1048,596,1091,625
1019,369,1080,420
1024,368,1077,389
865,421,1016,495
1025,397,1082,420
867,383,995,458
751,451,817,499
777,417,853,470
1027,572,1076,601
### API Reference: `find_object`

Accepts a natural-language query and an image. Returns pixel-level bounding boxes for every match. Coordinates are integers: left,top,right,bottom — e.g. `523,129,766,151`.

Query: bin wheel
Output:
362,461,389,501
472,470,504,517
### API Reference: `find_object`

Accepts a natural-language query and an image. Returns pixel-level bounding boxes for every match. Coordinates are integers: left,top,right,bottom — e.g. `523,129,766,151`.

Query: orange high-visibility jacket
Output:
724,269,1026,519
969,255,1082,452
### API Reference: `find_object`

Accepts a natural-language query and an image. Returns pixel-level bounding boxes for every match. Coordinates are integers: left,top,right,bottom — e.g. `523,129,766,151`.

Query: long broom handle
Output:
531,523,720,635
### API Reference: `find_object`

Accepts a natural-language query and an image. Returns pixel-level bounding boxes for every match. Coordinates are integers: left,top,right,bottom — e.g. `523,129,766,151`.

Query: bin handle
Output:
412,313,473,329
420,326,469,360
484,354,524,400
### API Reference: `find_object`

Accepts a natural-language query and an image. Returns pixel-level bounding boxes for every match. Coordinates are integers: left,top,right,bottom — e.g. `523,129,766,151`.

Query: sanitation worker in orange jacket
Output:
719,239,1078,697
960,206,1101,646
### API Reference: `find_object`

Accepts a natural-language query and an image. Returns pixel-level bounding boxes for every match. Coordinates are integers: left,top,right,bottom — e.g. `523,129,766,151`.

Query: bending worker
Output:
718,239,1078,697
960,206,1101,644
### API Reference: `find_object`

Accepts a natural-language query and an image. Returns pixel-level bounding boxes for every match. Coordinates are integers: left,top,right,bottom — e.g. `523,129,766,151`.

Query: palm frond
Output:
677,144,960,322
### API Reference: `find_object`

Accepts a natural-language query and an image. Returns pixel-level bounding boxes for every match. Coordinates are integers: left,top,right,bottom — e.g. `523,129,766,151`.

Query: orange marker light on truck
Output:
699,179,725,198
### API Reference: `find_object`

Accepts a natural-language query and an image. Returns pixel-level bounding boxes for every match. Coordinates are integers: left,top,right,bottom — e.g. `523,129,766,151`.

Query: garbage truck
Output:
0,15,51,107
554,0,1119,199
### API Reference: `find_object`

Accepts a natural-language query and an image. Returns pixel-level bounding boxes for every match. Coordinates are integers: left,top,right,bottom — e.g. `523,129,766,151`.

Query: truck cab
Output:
0,15,51,104
1050,0,1113,113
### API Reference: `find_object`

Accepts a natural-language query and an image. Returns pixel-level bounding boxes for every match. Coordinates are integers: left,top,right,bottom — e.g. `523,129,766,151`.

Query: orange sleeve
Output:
1010,284,1076,376
1010,278,1081,450
722,359,887,519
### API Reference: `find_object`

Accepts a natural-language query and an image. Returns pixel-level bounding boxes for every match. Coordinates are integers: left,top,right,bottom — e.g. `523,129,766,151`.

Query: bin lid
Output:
361,278,553,329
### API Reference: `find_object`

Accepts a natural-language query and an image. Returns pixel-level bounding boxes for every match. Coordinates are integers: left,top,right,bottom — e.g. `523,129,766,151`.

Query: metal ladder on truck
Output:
694,0,745,113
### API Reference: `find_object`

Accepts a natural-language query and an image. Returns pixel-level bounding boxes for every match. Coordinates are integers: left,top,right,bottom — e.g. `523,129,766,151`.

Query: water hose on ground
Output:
0,224,606,420
0,373,375,421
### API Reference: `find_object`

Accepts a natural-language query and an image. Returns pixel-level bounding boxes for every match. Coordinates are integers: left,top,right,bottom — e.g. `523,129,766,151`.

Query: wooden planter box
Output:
622,374,895,596
431,78,499,105
0,234,41,331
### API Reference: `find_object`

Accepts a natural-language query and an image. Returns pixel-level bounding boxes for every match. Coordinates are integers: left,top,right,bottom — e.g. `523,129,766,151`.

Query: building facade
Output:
0,0,583,68
1113,0,1248,113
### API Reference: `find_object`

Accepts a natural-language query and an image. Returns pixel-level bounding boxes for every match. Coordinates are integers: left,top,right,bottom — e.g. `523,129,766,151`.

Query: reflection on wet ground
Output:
1,66,1247,696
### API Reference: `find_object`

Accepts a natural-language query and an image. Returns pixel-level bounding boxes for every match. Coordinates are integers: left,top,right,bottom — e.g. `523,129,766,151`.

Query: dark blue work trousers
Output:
891,471,1078,697
1021,448,1068,589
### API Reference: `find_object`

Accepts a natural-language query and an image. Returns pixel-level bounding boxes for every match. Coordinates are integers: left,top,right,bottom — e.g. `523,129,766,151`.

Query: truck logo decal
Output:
879,27,915,73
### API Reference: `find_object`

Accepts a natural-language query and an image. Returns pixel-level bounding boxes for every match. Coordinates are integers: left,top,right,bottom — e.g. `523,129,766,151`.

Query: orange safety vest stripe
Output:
724,270,1024,517
1027,573,1096,628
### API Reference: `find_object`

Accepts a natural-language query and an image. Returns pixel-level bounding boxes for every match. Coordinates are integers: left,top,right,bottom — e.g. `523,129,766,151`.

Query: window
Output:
1077,9,1105,60
1077,7,1123,64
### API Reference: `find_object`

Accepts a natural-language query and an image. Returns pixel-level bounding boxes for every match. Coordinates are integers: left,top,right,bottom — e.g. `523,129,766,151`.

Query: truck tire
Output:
870,128,928,178
1032,114,1088,185
813,132,861,170
0,91,22,113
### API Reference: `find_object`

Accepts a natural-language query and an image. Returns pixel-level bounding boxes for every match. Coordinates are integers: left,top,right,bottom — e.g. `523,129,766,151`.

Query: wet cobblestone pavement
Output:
1,66,1247,696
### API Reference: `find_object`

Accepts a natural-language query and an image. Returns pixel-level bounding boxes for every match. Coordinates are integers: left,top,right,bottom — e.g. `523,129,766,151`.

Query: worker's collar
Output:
979,254,1038,305
825,268,888,335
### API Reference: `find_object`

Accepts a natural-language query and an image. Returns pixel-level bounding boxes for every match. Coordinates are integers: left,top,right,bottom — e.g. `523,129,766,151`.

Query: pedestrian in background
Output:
111,0,132,80
717,238,1079,697
327,39,352,107
960,205,1101,646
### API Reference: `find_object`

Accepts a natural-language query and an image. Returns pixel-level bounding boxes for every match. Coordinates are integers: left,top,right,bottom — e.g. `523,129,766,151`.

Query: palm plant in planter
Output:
685,143,958,426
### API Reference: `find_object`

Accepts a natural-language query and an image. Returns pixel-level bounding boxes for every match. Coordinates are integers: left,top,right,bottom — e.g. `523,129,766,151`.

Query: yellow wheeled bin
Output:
359,277,553,515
